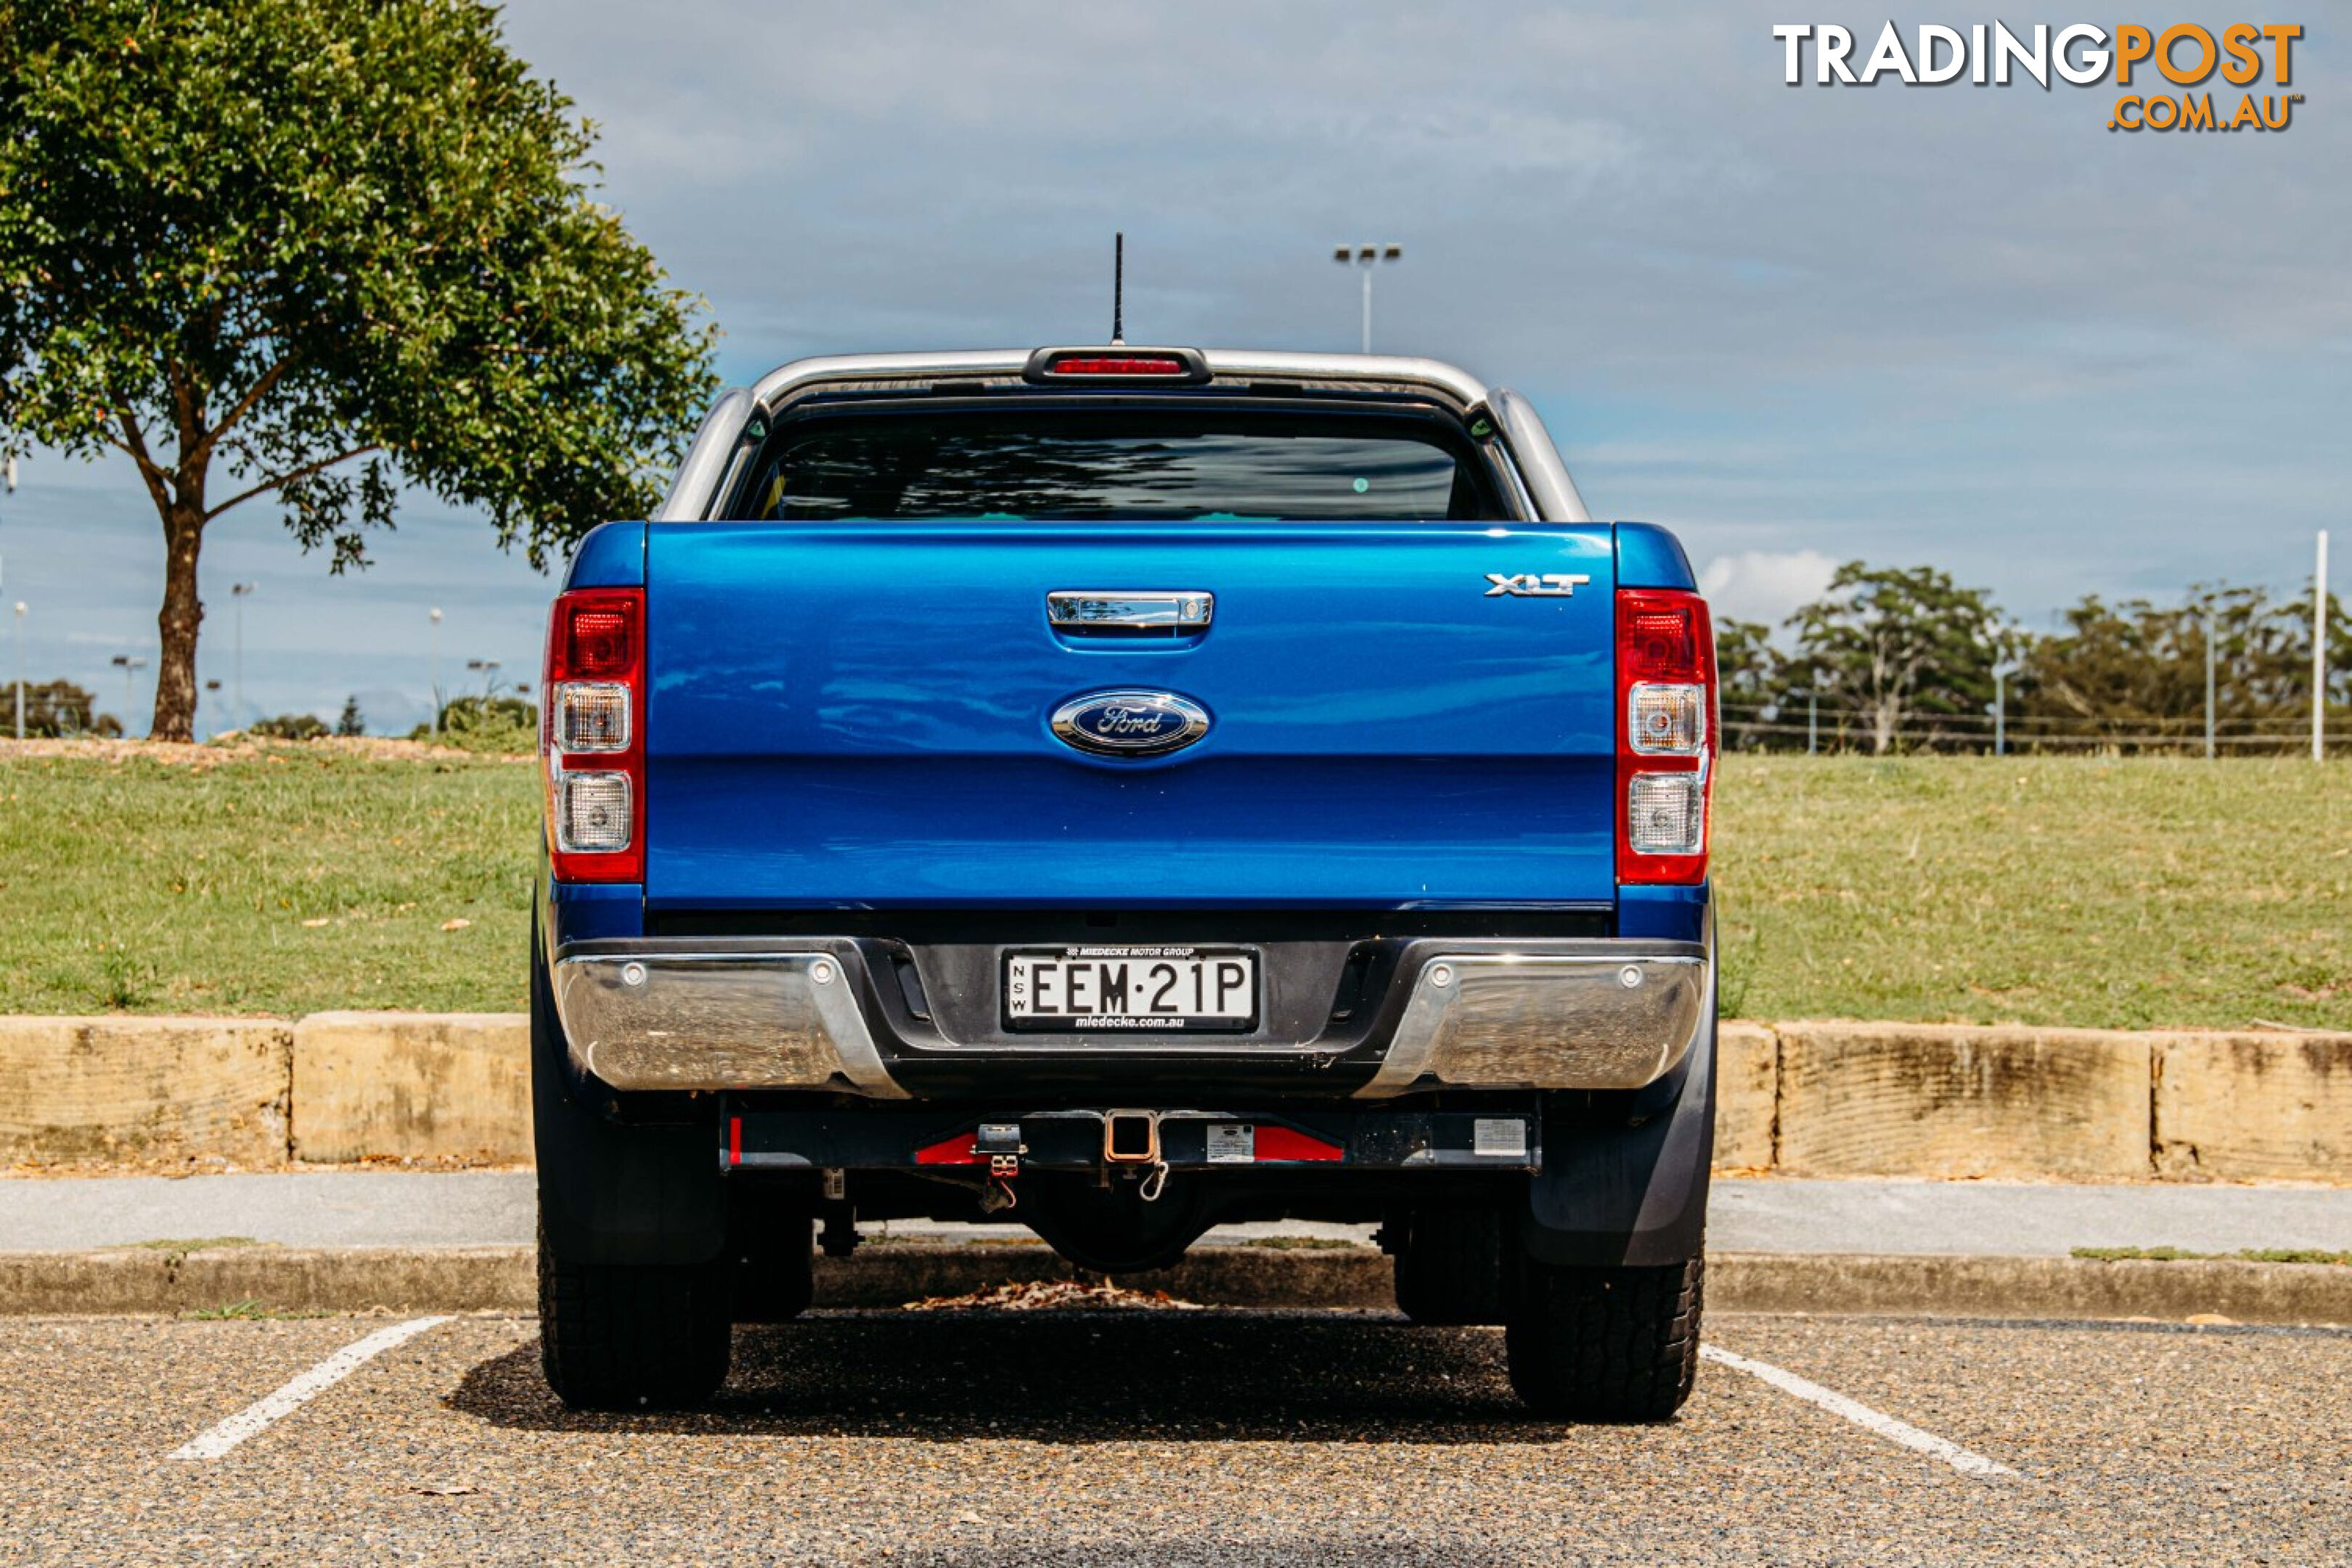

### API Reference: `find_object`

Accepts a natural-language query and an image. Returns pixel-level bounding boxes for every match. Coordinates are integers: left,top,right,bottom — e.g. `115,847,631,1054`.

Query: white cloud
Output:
1698,549,1838,629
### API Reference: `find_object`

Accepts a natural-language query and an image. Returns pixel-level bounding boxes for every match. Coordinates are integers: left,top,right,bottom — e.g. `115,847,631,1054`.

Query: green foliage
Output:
2017,584,2348,751
1723,567,2342,755
1783,563,2013,755
335,695,365,737
248,712,328,740
411,693,537,754
6,679,123,738
0,0,718,738
1713,618,1783,751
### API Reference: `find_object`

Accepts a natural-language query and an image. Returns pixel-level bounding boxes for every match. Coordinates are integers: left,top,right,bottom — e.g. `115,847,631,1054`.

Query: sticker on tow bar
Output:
1004,946,1257,1030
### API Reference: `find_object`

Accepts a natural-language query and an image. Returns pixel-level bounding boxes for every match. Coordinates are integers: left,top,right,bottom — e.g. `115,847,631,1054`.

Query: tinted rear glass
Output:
730,412,1500,521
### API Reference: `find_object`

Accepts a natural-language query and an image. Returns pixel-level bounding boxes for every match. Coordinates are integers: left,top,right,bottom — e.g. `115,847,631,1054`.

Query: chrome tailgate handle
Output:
1047,590,1214,633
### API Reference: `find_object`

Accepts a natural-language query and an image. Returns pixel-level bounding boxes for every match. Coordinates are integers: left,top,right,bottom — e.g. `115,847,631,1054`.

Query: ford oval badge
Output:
1050,689,1212,759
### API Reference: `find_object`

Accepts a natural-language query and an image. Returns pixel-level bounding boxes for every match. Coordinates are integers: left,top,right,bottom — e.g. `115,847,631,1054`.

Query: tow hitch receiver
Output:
1103,1110,1161,1165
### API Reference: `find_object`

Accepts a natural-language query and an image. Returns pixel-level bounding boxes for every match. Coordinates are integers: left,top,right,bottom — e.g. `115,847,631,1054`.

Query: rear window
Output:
729,411,1503,521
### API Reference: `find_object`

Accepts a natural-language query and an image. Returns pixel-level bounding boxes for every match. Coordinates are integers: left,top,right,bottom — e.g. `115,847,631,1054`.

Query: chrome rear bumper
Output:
550,938,1708,1099
1351,950,1708,1098
553,952,909,1099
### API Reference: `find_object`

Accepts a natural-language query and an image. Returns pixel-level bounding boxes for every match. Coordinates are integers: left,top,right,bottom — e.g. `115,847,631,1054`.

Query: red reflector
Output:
729,1115,742,1168
566,607,633,677
1251,1126,1344,1163
915,1134,982,1166
1048,355,1185,376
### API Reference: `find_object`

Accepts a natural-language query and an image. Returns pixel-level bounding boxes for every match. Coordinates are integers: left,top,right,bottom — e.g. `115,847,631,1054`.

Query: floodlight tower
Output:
1331,243,1402,354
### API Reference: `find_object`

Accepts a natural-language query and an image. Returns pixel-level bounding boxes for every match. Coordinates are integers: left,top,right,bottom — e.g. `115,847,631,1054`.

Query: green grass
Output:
131,1236,261,1252
1713,756,2348,1029
181,1298,331,1320
0,748,536,1016
1,748,2345,1028
2071,1246,2352,1266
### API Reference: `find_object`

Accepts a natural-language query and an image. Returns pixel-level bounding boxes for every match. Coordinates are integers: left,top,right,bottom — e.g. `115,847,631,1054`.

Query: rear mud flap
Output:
1521,963,1716,1269
533,931,727,1268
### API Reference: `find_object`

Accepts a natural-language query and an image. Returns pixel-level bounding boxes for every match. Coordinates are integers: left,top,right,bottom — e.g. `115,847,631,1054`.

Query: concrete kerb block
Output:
0,1016,291,1165
291,1011,532,1164
1776,1021,2153,1180
2155,1032,2352,1183
1713,1021,1778,1171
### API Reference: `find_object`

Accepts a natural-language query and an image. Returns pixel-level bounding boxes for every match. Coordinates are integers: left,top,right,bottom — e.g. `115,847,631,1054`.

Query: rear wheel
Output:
538,1219,732,1410
1504,1254,1703,1421
1389,1206,1510,1326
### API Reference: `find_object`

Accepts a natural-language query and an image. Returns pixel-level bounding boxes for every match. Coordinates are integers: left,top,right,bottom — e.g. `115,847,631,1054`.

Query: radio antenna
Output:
1111,232,1124,346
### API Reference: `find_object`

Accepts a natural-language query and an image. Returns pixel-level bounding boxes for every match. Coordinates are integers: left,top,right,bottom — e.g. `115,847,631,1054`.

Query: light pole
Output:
203,678,221,741
110,654,147,732
429,607,444,735
229,582,256,727
1331,242,1402,354
11,601,23,741
466,657,502,698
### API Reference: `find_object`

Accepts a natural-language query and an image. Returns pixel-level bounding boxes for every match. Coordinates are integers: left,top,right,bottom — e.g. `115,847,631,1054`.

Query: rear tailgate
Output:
642,520,1616,908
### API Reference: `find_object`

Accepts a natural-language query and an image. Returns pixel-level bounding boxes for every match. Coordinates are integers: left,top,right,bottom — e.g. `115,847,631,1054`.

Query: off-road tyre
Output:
1390,1207,1510,1326
1504,1254,1703,1421
539,1220,732,1410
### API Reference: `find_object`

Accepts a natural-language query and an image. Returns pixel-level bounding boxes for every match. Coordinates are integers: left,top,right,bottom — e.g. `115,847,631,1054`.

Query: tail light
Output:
542,587,645,882
1616,587,1716,886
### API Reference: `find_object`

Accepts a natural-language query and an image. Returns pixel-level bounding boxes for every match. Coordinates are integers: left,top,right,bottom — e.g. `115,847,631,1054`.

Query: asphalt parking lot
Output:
5,1308,2345,1564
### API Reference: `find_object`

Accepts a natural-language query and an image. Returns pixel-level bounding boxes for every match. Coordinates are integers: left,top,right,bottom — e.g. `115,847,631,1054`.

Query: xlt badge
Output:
1484,572,1591,597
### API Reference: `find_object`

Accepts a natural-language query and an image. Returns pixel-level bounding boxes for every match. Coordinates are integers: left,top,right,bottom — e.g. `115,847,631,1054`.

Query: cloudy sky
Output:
5,3,2342,733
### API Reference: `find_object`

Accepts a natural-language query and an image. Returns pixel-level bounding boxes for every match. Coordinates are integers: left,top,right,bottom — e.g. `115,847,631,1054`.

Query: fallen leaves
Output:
902,1279,1201,1313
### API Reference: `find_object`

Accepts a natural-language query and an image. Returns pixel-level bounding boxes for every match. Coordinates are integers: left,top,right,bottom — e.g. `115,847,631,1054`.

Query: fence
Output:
1721,701,2350,756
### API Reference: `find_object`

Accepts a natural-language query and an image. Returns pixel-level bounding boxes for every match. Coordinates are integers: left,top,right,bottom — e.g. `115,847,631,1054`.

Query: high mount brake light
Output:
1048,356,1185,377
543,589,645,882
1020,346,1212,385
1615,587,1717,886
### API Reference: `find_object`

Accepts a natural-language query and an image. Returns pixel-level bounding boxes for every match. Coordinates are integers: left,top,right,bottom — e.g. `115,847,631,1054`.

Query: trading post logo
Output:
1771,23,2304,131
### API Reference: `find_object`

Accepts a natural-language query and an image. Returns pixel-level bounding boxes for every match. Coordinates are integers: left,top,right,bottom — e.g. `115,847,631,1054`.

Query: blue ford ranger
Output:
531,346,1719,1419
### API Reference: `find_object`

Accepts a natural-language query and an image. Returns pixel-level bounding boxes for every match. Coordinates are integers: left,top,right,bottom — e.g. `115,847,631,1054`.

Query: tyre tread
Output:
539,1223,731,1410
1505,1255,1704,1421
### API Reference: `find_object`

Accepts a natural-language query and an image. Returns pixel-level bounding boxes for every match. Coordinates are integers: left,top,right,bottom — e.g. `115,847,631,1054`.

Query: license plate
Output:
1003,947,1257,1031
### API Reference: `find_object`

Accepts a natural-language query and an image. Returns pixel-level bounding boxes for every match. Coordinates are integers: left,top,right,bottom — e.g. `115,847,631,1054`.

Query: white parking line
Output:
168,1316,453,1461
1700,1343,2017,1478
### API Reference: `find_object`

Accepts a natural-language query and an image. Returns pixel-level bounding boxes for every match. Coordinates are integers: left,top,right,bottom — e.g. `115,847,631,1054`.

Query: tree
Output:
1785,563,2011,754
410,692,536,754
250,711,328,740
2016,582,2350,751
1712,617,1786,750
15,679,123,738
0,1,717,740
335,695,365,737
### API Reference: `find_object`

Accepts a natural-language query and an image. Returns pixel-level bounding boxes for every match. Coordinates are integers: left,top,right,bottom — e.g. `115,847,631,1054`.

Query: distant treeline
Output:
1721,564,2348,754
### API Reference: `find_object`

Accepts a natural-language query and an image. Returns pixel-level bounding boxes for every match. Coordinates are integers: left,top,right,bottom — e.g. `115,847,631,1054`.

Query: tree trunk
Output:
150,502,205,742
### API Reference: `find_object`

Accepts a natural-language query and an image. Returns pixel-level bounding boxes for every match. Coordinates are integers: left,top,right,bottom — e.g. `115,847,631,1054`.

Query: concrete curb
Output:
9,1013,2350,1182
3,1244,2345,1325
